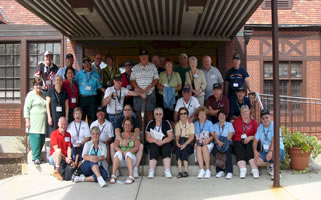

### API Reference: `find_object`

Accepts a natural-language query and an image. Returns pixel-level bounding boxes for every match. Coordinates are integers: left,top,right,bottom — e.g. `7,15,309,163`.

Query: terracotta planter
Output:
288,147,311,170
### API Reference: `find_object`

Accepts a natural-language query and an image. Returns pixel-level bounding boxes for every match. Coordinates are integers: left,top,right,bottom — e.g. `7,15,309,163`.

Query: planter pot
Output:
288,147,311,170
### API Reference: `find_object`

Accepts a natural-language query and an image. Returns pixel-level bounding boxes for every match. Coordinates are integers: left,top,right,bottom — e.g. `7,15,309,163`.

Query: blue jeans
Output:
72,146,84,161
260,149,285,163
80,161,108,182
108,113,123,129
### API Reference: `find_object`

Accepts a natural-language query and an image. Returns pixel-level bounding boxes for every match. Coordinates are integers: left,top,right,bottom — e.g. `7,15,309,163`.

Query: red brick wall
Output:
247,0,321,24
0,108,22,129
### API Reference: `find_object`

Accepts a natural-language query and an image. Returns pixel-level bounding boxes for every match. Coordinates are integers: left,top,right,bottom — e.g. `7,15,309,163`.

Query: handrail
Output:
258,93,321,101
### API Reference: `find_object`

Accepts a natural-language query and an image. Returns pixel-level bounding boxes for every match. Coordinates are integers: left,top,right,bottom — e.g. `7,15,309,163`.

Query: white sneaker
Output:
116,169,120,177
267,164,274,176
148,169,155,179
164,169,172,178
215,171,225,178
97,176,107,187
197,169,205,179
252,169,260,179
226,173,233,179
74,174,85,183
133,167,139,178
204,169,211,179
240,168,247,179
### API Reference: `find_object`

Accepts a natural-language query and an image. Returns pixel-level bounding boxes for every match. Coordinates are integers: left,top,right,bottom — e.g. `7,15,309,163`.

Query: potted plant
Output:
282,127,321,170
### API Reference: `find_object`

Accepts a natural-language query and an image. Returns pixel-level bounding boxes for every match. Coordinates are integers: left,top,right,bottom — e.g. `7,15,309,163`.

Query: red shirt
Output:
206,95,230,122
232,117,258,142
62,79,79,109
50,129,72,157
121,73,134,99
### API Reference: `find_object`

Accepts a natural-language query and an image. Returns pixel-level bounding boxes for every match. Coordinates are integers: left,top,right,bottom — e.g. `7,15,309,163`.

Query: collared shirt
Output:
67,120,90,146
232,117,258,142
175,121,194,138
194,120,215,135
225,67,249,98
202,66,224,99
104,86,129,114
74,69,102,96
158,71,182,96
174,64,191,85
213,121,235,138
115,116,139,132
56,66,79,79
35,63,58,90
206,95,230,123
256,122,284,150
185,68,207,97
90,119,114,142
229,96,251,119
146,120,172,139
175,96,200,118
130,62,159,95
82,141,107,166
61,79,79,109
50,129,72,156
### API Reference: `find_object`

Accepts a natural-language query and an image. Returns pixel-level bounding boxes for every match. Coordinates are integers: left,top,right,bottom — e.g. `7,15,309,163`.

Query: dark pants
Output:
80,161,108,182
68,108,75,124
212,145,233,174
72,146,84,162
233,141,254,162
176,143,193,161
79,95,97,125
148,142,172,160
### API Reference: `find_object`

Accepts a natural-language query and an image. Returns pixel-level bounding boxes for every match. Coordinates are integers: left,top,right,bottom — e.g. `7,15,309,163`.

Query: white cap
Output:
44,50,53,56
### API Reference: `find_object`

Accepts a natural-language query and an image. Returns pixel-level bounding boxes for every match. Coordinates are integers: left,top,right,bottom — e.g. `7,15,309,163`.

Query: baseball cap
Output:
82,57,91,63
44,50,53,56
213,83,222,90
182,85,191,93
96,106,105,113
235,86,245,92
114,73,122,81
233,53,241,60
66,53,73,59
260,109,270,117
139,49,149,56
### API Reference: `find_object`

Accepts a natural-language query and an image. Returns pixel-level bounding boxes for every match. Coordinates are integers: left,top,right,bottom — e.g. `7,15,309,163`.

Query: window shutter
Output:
262,0,292,10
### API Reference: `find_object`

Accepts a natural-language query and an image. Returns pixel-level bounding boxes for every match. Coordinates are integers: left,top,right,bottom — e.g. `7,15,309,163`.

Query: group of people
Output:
23,49,284,188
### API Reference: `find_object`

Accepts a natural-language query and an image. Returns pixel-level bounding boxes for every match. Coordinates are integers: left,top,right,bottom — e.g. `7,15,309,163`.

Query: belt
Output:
79,95,95,98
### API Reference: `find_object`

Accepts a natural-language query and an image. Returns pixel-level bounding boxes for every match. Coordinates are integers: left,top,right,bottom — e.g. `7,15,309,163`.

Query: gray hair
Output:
189,56,198,63
179,53,188,60
90,126,101,135
55,74,63,82
154,107,164,115
240,105,250,113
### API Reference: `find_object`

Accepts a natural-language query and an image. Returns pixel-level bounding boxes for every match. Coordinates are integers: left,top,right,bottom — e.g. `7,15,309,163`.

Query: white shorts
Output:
195,143,214,153
114,151,136,167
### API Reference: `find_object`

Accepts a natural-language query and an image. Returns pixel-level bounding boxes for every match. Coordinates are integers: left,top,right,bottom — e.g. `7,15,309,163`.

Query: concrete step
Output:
26,139,51,164
22,163,54,176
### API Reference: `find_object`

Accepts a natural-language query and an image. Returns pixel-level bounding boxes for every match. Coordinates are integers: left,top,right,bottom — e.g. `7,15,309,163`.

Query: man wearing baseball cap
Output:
229,86,253,122
56,53,78,79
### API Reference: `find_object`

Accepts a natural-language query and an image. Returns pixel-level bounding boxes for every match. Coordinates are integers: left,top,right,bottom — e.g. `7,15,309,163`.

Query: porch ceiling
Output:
17,0,263,41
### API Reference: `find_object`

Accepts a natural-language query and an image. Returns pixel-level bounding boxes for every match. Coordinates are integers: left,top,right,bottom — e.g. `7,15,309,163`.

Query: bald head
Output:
202,56,212,70
58,117,67,134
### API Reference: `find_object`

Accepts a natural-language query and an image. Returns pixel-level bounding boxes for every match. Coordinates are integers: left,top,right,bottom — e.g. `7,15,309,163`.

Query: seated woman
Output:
253,109,285,180
232,105,259,179
175,107,195,178
146,107,174,179
212,110,235,179
73,126,108,187
194,106,214,179
110,118,140,184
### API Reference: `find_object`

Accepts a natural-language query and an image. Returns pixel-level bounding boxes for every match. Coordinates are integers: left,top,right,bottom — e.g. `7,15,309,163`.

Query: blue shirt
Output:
74,70,102,96
194,120,214,135
213,121,235,138
56,66,78,79
225,67,249,98
229,96,251,119
255,122,284,150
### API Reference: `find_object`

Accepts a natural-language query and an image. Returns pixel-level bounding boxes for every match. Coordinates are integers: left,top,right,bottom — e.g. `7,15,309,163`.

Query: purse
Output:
214,152,227,169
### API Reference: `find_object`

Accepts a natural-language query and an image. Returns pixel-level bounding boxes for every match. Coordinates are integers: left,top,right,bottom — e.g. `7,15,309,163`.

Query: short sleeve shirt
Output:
50,129,72,156
90,119,114,142
206,95,230,123
67,120,90,146
174,65,191,85
104,86,129,114
115,116,139,132
74,70,102,96
62,79,79,109
213,121,235,138
175,121,195,138
146,120,172,139
175,96,200,118
255,122,284,150
159,71,182,96
46,88,69,116
194,120,215,136
130,62,159,95
232,117,258,142
202,66,224,99
225,67,249,97
229,96,251,119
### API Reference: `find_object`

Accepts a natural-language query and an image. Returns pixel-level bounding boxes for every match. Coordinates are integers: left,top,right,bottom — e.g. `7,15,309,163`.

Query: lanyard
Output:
236,98,244,111
86,72,91,83
263,124,271,143
155,125,162,133
70,82,75,97
55,90,61,105
166,73,173,85
214,95,223,109
242,120,250,134
219,123,225,137
114,87,122,104
93,147,99,156
74,121,81,137
199,121,206,133
126,74,130,83
100,123,106,134
183,100,192,110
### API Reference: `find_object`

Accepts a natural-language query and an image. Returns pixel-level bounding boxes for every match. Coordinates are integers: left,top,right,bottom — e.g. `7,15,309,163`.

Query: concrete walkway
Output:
1,170,321,200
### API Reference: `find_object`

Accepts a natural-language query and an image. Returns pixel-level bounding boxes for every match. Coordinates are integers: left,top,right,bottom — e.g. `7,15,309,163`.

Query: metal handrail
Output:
259,93,321,101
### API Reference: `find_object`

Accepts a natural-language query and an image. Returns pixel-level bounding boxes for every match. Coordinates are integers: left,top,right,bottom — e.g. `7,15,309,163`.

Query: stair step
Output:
22,163,54,176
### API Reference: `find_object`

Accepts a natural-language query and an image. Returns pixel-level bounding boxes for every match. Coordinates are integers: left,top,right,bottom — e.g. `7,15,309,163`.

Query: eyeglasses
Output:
180,112,188,115
262,116,269,120
155,113,163,116
124,109,132,111
125,64,131,66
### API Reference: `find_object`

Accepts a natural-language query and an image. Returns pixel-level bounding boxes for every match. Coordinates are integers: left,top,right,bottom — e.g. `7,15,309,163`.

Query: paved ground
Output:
1,170,321,200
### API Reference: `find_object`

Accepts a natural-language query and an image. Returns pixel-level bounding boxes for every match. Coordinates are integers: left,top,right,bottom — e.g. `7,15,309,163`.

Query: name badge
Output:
86,86,91,91
65,137,70,142
56,106,62,112
117,105,123,112
241,134,247,139
193,74,199,78
164,83,169,87
210,74,216,79
71,98,76,103
263,144,269,151
127,85,132,90
233,83,239,88
46,80,51,86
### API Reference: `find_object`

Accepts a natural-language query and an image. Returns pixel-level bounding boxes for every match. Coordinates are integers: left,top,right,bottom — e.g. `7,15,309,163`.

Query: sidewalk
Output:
1,170,321,200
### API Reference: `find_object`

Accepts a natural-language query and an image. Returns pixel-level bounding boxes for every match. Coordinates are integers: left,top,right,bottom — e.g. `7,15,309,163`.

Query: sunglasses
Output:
155,113,163,116
180,112,188,115
125,64,131,66
124,109,132,111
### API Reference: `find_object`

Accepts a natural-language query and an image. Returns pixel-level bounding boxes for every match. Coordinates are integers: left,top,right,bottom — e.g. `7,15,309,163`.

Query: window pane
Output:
0,79,5,89
14,79,20,89
6,55,13,66
291,80,301,97
14,43,20,55
45,43,53,52
53,43,60,54
0,55,5,66
14,55,20,65
14,66,20,77
29,43,37,55
280,81,288,96
38,43,45,55
279,62,288,77
29,66,38,78
29,55,38,66
264,62,272,78
6,44,13,55
6,91,13,98
6,79,14,89
0,44,5,55
54,55,60,65
0,68,5,78
291,62,302,78
6,68,13,77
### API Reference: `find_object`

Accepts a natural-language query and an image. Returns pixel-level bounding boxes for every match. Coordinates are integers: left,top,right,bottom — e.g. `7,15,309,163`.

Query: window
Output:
28,41,61,88
262,0,292,10
263,61,303,110
0,43,20,103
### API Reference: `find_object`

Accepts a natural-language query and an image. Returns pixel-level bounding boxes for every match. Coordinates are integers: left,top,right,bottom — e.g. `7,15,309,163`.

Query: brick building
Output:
0,0,320,139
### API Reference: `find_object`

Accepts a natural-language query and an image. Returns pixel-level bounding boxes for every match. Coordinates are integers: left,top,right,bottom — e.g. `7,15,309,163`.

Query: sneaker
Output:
226,173,233,179
116,169,120,177
53,169,63,181
197,169,205,179
148,169,155,179
34,159,41,165
133,167,139,178
164,169,172,178
97,176,107,187
215,171,225,178
252,169,260,179
267,164,274,176
74,174,85,183
204,169,211,179
240,168,247,179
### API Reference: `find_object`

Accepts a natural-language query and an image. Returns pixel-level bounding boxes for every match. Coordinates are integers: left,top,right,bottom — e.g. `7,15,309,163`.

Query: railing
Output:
252,93,321,139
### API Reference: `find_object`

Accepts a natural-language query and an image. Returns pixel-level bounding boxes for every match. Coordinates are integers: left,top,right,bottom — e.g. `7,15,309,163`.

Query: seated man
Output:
111,104,143,178
90,106,114,168
49,117,72,181
253,109,285,180
229,86,252,122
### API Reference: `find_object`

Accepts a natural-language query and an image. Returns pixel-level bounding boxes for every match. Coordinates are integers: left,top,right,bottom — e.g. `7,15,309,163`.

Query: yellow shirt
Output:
175,121,195,138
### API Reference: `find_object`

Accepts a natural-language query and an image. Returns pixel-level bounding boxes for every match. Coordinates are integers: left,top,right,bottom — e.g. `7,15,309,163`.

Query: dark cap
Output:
233,53,241,60
213,83,222,90
96,106,105,113
235,86,245,92
66,53,73,59
182,85,191,92
82,57,91,63
114,73,122,81
139,49,149,56
260,109,270,117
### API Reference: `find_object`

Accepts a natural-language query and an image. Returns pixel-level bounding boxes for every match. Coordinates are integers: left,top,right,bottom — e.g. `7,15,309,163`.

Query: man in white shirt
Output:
90,106,114,164
102,74,146,128
174,85,200,123
67,107,90,166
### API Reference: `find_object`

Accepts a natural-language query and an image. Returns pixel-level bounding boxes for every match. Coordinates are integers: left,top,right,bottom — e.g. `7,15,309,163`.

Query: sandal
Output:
182,171,189,177
109,175,117,184
125,176,135,184
177,172,183,178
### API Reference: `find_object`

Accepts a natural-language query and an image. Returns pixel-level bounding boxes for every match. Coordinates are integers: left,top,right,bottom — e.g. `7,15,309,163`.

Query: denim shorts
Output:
260,149,285,163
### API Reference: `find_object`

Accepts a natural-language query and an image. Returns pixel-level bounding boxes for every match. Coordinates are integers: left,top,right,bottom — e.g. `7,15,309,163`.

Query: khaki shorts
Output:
133,91,156,112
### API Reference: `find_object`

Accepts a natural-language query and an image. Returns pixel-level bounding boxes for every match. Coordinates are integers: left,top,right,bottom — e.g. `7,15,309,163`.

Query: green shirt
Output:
24,90,47,134
174,65,190,85
159,71,182,96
